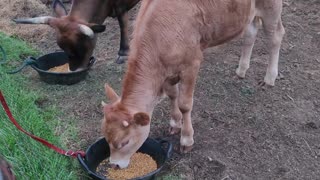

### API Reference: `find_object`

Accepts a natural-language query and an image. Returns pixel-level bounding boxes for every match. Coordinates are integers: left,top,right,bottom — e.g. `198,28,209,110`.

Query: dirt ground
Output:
1,0,320,179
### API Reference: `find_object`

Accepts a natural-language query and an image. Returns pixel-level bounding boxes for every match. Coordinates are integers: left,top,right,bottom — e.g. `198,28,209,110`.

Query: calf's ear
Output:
104,84,119,103
133,112,150,126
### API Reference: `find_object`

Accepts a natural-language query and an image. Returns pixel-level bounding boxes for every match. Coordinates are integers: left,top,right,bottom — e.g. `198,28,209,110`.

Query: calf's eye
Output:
121,140,129,147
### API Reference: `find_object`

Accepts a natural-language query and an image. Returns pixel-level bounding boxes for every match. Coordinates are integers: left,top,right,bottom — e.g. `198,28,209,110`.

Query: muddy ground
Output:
1,0,320,179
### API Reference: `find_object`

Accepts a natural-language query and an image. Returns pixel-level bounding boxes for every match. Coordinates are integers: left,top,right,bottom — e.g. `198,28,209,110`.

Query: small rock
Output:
277,72,285,80
283,2,290,7
305,122,318,129
265,104,272,108
222,176,233,180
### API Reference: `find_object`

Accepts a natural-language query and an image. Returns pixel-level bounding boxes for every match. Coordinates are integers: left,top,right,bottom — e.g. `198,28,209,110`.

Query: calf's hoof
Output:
180,145,193,153
258,80,274,88
115,55,128,64
257,81,274,91
263,79,275,87
263,73,277,87
235,68,246,79
169,127,181,135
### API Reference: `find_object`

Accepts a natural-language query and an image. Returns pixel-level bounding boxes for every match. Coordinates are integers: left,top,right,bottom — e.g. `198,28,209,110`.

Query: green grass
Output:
0,32,37,63
0,32,78,179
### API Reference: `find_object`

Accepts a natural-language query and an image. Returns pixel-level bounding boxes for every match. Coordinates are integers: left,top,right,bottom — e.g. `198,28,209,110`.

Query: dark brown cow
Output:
14,0,140,70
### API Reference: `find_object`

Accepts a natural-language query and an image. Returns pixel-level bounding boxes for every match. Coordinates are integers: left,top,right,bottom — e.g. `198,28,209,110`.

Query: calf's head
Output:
101,84,150,169
13,0,106,71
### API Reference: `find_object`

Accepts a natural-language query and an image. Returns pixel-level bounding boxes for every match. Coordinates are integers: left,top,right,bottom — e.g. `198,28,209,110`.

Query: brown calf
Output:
103,0,285,168
14,0,140,70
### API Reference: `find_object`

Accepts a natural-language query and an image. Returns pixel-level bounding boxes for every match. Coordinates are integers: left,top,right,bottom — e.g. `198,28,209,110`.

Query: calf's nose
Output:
109,163,120,170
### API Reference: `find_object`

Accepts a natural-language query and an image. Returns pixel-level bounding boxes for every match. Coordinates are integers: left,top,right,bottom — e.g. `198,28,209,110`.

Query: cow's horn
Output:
13,16,53,24
78,24,94,38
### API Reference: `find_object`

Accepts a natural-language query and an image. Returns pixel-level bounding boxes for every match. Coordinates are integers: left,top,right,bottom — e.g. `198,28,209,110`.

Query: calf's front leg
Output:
163,82,182,135
178,59,201,153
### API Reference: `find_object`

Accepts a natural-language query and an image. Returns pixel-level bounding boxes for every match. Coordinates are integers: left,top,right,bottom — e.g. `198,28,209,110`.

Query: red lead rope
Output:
0,90,85,158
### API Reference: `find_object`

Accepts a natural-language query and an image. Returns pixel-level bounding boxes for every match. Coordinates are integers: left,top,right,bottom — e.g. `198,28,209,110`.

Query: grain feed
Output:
96,152,157,180
48,63,69,72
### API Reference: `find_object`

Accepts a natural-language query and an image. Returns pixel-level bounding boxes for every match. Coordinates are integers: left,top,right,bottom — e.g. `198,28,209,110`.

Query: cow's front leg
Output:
115,12,129,64
178,58,201,153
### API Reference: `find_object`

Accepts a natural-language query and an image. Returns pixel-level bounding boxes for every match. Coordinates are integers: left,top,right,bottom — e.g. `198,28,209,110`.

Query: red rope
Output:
0,90,85,158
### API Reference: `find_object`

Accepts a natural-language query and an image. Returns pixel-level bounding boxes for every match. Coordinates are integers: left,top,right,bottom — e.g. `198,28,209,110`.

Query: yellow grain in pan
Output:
96,152,157,180
48,63,69,72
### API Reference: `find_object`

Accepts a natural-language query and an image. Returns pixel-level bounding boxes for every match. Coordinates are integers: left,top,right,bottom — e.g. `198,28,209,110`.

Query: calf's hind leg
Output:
262,18,285,86
236,16,260,78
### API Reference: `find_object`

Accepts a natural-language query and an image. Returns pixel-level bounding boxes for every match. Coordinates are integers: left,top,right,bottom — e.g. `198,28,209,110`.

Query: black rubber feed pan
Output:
8,52,95,85
78,137,173,180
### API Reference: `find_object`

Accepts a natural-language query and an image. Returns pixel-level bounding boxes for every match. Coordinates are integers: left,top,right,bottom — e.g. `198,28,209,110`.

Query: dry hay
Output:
0,0,52,42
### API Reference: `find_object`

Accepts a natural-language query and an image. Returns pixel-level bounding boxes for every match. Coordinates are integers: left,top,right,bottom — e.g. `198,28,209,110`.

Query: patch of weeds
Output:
240,86,255,96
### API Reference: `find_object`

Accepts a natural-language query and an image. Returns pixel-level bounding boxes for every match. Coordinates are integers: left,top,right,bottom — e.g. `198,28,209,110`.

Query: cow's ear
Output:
52,0,67,17
90,24,106,33
133,112,150,126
